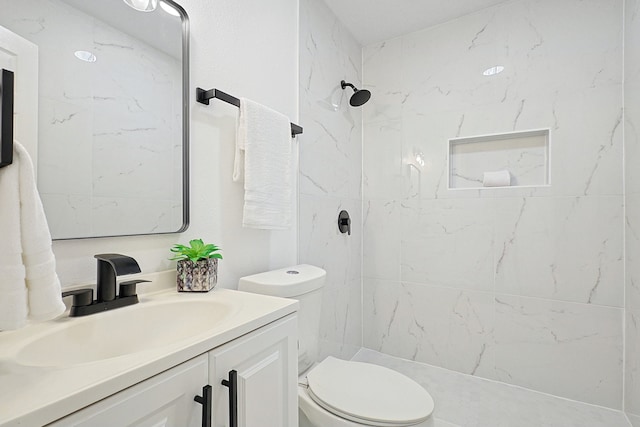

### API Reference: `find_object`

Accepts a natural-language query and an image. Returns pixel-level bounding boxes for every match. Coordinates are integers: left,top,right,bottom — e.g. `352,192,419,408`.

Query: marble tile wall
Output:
625,0,640,423
298,0,363,361
0,0,182,238
362,0,625,409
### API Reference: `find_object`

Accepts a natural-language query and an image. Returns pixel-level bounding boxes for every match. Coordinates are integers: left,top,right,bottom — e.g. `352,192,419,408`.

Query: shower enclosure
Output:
299,0,639,423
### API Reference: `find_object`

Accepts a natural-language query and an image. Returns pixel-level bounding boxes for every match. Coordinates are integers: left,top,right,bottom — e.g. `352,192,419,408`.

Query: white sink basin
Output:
16,300,235,367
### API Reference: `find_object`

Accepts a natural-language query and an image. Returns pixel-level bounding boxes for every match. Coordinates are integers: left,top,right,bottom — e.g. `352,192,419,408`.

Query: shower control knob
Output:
338,210,351,235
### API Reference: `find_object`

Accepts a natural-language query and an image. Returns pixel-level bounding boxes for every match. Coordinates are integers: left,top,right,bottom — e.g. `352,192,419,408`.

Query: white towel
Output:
0,141,65,330
233,98,293,229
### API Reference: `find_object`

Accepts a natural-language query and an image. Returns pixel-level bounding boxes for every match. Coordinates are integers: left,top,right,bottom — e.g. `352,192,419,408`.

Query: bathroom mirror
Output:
0,0,189,239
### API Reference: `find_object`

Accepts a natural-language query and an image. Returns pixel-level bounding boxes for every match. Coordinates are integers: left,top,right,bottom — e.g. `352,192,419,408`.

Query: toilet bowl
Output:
238,265,435,427
298,357,434,427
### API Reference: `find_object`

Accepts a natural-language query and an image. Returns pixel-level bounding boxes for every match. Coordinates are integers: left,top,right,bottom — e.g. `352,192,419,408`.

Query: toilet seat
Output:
305,357,434,427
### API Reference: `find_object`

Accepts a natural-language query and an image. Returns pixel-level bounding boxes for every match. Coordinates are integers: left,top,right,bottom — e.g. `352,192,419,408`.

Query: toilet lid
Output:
306,357,434,427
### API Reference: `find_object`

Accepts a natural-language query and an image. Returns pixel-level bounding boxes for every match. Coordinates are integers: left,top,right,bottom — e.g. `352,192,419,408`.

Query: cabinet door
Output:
209,315,298,427
49,355,209,427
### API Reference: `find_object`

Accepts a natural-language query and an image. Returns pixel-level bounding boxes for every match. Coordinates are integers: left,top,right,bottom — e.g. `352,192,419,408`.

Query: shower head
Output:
341,80,371,107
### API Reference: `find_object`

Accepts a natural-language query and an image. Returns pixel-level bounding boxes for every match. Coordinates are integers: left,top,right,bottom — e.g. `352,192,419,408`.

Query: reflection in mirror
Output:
0,0,189,239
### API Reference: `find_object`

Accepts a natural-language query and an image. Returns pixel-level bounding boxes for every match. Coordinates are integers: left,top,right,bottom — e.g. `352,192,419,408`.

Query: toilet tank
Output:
238,265,326,374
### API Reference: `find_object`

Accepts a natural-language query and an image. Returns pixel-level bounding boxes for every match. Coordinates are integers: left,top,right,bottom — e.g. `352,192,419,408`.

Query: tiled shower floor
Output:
351,349,630,427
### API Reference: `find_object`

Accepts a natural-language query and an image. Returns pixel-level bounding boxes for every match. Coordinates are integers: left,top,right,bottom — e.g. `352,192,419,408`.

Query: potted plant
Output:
170,239,223,292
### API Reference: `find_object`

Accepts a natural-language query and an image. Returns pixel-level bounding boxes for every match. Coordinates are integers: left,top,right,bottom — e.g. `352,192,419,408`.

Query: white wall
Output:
49,0,299,289
298,0,363,360
625,0,640,423
362,0,624,409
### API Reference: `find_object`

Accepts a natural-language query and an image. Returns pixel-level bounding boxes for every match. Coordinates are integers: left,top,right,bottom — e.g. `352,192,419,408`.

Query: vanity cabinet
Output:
48,355,208,427
48,315,297,427
209,314,298,427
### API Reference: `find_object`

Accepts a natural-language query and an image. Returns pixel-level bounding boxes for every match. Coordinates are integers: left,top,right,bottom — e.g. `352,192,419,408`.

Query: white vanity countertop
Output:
0,287,298,426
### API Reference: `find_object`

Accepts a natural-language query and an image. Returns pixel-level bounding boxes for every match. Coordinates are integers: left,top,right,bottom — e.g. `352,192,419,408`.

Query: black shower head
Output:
341,80,371,107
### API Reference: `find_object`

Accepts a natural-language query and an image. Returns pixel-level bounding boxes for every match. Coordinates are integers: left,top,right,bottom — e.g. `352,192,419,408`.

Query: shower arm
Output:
341,80,356,91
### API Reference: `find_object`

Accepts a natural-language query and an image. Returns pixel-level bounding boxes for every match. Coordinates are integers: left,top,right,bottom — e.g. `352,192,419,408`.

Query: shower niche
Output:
448,129,550,189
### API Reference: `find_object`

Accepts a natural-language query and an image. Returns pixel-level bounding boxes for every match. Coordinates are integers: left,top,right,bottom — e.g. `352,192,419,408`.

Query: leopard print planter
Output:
176,258,218,292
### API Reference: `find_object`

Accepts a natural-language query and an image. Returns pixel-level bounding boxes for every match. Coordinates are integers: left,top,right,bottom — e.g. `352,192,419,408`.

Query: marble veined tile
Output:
299,195,362,361
317,277,362,362
363,279,495,378
626,0,640,80
299,96,362,200
494,196,624,307
626,194,640,311
363,37,403,124
299,0,363,365
298,0,362,201
626,102,640,196
352,348,629,427
401,111,460,201
433,421,460,427
483,87,621,197
546,86,623,198
299,0,361,103
363,199,401,281
627,0,640,418
364,0,623,198
493,294,623,408
399,85,623,200
626,309,640,418
299,195,361,283
399,0,621,118
363,120,403,201
358,0,625,414
400,198,495,292
455,87,621,199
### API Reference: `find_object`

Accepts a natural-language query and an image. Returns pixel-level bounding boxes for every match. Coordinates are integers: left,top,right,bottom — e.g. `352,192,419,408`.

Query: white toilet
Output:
239,265,435,427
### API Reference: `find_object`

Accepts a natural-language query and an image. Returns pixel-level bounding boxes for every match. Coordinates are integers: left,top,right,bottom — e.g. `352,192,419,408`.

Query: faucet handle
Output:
62,289,94,307
119,280,151,298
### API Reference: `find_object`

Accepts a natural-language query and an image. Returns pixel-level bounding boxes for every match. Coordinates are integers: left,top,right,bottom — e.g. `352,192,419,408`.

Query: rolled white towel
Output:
23,251,65,321
0,264,28,330
0,141,65,330
483,170,511,187
16,142,65,322
0,145,27,330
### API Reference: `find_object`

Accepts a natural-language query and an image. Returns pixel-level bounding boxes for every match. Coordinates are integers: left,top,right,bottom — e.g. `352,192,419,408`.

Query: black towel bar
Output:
0,69,14,169
196,87,303,137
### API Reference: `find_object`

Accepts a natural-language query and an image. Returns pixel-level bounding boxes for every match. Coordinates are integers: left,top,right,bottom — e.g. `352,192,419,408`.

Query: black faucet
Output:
95,254,142,302
61,254,149,317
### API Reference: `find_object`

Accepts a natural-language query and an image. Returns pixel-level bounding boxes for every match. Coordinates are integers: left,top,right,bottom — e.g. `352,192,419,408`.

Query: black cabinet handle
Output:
221,370,238,427
194,385,212,427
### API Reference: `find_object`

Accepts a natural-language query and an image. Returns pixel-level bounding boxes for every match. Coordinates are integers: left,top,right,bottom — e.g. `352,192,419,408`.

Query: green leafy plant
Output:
170,239,223,263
